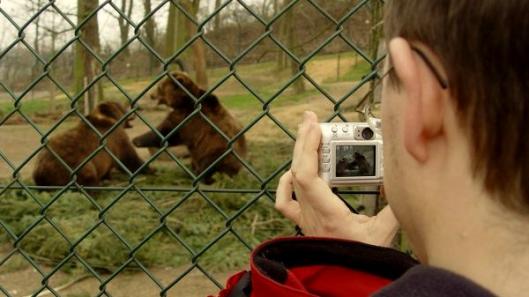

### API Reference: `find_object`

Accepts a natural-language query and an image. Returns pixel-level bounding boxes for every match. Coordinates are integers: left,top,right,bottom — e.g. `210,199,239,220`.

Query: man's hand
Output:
275,111,399,247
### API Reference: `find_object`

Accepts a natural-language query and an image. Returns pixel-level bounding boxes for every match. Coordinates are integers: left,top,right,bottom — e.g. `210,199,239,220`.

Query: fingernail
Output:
303,111,310,121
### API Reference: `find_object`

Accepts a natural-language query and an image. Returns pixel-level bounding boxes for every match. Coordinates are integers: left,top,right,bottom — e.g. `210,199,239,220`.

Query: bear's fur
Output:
33,102,150,187
133,72,247,184
350,152,372,176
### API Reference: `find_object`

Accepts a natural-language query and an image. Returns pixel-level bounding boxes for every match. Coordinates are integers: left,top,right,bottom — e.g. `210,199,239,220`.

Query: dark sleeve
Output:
373,265,498,297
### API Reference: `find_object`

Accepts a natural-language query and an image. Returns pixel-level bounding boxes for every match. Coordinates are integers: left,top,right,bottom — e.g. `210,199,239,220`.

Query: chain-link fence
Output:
0,0,385,296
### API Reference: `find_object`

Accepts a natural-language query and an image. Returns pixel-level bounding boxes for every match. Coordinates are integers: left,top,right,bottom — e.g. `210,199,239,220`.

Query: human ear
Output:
388,38,445,163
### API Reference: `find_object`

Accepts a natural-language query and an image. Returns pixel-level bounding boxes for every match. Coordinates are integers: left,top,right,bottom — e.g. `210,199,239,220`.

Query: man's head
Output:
381,1,529,261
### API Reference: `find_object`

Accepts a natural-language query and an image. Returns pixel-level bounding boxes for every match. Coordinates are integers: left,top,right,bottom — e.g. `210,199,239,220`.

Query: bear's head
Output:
150,71,203,110
87,102,134,128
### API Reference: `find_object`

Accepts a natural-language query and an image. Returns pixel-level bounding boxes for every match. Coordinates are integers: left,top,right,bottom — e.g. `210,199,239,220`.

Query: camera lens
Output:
361,127,374,140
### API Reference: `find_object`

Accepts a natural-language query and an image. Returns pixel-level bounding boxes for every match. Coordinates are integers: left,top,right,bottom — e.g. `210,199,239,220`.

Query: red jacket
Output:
211,237,418,297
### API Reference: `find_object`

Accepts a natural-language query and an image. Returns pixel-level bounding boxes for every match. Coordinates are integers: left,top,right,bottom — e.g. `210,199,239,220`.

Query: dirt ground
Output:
0,262,234,297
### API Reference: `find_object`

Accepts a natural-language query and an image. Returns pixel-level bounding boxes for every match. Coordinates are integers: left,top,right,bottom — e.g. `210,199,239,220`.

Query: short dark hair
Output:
385,1,529,212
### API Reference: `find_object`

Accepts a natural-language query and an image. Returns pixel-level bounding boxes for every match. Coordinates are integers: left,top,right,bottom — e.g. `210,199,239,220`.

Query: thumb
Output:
275,171,301,224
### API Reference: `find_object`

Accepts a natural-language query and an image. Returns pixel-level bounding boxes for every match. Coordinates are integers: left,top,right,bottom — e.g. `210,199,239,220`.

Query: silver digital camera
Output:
319,123,383,186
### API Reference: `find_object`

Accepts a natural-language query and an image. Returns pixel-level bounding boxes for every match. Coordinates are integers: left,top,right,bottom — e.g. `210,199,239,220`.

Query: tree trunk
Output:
176,5,187,55
276,0,289,70
167,1,191,68
213,0,222,31
32,0,43,79
74,0,103,113
143,0,157,74
273,0,279,15
336,52,341,81
285,7,305,94
118,0,134,57
48,14,57,111
165,3,177,58
185,0,208,88
191,35,208,88
366,0,383,116
166,1,189,74
369,0,384,61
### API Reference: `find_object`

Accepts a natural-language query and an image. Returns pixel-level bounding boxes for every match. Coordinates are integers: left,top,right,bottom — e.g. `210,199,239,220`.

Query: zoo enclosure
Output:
0,0,385,296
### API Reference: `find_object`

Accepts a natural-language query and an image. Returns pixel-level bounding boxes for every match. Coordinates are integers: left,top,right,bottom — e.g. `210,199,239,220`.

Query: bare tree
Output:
165,2,186,58
74,0,103,113
368,0,384,61
22,0,45,78
286,8,305,94
366,0,384,111
276,0,289,70
43,13,59,104
273,1,305,93
40,14,76,109
117,0,134,57
166,0,202,81
213,0,222,31
165,2,177,58
185,0,208,88
260,0,274,19
143,0,157,74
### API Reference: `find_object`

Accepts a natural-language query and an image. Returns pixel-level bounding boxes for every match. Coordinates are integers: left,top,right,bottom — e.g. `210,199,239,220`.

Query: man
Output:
275,1,529,296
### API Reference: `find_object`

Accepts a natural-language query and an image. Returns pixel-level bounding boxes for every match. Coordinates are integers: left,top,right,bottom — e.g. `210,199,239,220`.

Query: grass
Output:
0,134,373,276
0,140,299,273
222,87,321,110
320,59,373,85
313,51,358,61
223,93,265,110
0,99,67,118
0,252,30,273
338,59,372,82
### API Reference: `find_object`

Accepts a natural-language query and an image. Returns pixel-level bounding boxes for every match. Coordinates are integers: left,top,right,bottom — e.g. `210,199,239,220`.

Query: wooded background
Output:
0,0,378,111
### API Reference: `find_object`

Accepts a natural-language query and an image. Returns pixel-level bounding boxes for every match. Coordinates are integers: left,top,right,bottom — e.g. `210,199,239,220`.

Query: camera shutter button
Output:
331,125,338,133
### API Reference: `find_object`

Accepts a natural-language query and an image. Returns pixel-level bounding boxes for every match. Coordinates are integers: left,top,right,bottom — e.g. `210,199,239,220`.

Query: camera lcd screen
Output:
335,145,376,177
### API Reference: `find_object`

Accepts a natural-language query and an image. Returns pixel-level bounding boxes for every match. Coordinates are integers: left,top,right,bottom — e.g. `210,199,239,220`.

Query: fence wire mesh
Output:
0,0,385,296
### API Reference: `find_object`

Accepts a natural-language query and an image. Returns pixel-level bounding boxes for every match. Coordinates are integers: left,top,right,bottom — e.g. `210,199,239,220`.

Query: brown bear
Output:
33,102,151,187
133,71,247,184
349,152,372,176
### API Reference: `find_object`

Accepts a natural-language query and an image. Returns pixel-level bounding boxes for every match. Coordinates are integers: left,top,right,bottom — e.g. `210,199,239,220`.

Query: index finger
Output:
298,119,322,176
292,111,319,171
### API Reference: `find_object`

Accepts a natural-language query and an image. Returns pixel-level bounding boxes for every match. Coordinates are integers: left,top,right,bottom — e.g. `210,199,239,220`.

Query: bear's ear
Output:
124,109,135,129
204,93,221,111
86,112,115,127
117,102,135,128
170,71,203,97
189,79,203,97
87,102,121,127
168,71,186,86
97,102,121,120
